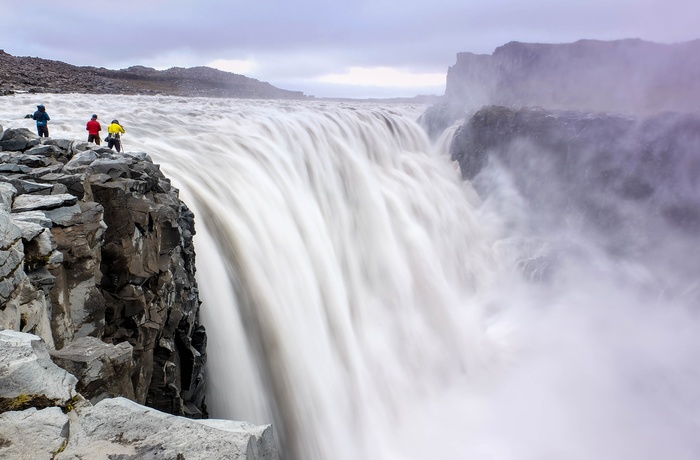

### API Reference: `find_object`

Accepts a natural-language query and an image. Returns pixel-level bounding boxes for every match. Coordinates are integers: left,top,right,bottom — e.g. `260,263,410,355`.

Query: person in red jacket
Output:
86,114,102,145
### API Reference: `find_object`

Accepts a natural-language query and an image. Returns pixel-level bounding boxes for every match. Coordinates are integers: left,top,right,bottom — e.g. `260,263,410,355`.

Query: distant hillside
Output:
0,50,306,99
445,38,700,113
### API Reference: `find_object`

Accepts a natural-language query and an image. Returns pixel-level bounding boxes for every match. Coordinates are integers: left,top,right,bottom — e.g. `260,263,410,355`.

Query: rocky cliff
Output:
447,38,700,112
450,106,700,256
421,39,700,137
0,50,305,99
0,126,206,417
0,330,277,459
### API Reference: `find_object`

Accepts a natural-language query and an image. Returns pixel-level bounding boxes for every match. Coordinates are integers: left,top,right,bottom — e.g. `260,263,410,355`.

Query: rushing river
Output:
1,94,699,460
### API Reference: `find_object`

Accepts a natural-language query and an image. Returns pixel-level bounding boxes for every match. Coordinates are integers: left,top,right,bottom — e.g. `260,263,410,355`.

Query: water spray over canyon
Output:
2,94,699,460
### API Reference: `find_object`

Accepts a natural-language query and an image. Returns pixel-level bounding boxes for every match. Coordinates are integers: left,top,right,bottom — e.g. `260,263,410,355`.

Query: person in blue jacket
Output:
32,104,50,138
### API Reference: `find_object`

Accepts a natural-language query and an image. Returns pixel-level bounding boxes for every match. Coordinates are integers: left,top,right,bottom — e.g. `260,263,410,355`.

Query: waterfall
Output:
2,95,700,460
162,103,499,460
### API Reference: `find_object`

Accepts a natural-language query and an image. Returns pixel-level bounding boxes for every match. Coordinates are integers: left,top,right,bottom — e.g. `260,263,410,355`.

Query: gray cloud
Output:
2,0,697,97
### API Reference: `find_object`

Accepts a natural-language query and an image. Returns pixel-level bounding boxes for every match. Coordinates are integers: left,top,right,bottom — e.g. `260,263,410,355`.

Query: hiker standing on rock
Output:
32,104,50,138
107,119,125,152
86,114,101,145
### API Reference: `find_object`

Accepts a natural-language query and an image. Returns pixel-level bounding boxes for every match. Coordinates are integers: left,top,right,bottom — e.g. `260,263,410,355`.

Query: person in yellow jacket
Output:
106,119,126,152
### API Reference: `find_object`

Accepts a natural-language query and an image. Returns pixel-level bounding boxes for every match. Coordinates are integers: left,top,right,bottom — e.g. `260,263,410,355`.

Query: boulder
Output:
0,163,30,174
0,332,276,459
0,407,70,459
0,128,36,151
11,210,53,227
57,398,278,460
50,336,136,403
0,330,77,404
89,157,132,179
42,138,74,151
12,193,78,212
4,178,53,195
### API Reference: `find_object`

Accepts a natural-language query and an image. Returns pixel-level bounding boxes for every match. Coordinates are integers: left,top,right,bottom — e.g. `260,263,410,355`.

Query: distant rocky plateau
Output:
421,38,700,137
0,49,305,99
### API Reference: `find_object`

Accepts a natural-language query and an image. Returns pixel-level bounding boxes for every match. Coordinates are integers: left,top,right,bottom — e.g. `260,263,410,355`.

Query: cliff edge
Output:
0,126,207,418
421,39,700,137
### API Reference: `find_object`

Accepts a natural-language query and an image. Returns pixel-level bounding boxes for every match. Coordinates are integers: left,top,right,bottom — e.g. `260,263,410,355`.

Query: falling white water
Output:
1,94,700,460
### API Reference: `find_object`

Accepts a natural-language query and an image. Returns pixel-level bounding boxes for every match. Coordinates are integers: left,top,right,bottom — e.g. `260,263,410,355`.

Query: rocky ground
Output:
0,125,207,417
0,330,277,460
0,125,280,458
0,49,305,99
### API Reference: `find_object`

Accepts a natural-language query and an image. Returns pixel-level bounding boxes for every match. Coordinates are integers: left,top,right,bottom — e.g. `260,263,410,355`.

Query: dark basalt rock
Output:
450,106,700,243
0,128,207,419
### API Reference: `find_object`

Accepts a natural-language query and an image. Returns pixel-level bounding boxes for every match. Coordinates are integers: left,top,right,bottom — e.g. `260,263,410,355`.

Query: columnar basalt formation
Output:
0,125,206,417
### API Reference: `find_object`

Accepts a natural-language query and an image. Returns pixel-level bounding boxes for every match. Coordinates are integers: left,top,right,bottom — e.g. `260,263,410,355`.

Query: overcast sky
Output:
3,0,697,98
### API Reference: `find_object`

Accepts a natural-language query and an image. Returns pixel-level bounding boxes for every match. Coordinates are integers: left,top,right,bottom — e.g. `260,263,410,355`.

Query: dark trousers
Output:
88,134,101,145
37,125,49,137
108,137,122,152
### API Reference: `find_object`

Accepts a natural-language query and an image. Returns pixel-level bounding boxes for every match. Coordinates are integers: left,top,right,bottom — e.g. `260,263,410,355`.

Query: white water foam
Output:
2,94,699,460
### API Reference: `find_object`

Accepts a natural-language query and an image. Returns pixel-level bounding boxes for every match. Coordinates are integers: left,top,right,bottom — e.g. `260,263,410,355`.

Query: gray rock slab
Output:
12,219,46,241
0,163,30,174
124,151,152,162
13,179,54,194
42,203,82,226
0,407,69,460
0,209,22,244
25,164,63,178
0,183,17,211
0,330,77,403
16,154,52,168
90,158,131,179
58,397,279,460
51,337,135,402
12,193,78,212
0,128,35,151
0,239,24,301
11,210,53,227
197,419,278,460
25,144,62,157
43,138,73,151
65,150,97,166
